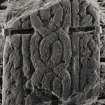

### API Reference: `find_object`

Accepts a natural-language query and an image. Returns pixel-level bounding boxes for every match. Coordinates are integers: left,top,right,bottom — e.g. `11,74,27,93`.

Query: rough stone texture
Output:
100,63,105,98
2,0,100,105
0,36,4,104
100,29,105,58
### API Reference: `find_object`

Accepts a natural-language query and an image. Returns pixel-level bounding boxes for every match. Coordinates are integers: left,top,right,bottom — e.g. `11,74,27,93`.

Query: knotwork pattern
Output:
30,1,72,100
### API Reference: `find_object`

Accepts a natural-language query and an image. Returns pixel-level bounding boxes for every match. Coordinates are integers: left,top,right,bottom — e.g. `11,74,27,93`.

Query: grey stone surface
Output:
2,0,100,105
100,29,105,58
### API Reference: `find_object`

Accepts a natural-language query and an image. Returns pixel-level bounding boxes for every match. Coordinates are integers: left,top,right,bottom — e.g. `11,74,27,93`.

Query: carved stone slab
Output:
2,0,100,105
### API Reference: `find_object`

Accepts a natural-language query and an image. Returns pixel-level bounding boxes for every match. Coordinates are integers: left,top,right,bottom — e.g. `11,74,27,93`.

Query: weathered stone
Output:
99,63,105,101
25,95,32,105
50,3,63,28
100,29,105,58
39,32,58,62
2,35,24,105
22,34,33,79
2,0,100,105
47,40,62,68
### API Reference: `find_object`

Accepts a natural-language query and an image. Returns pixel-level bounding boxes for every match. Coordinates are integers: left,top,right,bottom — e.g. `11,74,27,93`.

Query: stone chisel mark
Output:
0,5,7,10
3,28,34,36
69,26,96,32
101,24,105,29
3,26,97,37
100,58,105,62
